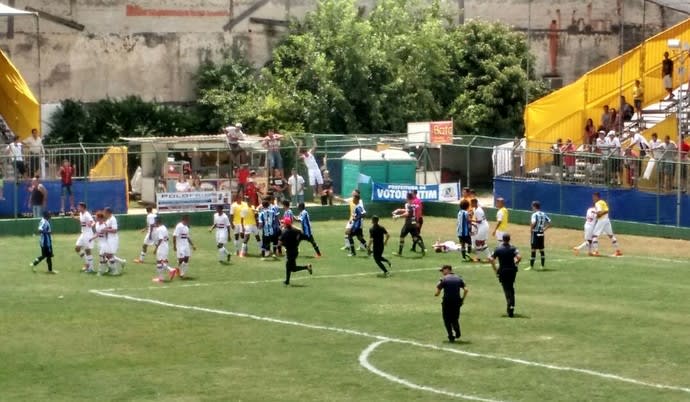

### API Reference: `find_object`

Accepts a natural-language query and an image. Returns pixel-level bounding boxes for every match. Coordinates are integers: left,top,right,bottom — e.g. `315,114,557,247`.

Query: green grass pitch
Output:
1,216,690,402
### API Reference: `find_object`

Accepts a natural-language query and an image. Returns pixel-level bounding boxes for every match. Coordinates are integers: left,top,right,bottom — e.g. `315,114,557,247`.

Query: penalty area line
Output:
90,289,690,397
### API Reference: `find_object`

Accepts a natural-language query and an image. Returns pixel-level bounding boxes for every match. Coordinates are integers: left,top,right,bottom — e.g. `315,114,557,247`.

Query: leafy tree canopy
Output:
197,0,549,137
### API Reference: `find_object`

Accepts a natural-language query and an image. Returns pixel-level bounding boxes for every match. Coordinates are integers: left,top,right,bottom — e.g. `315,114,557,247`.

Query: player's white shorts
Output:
76,233,94,249
495,230,506,242
474,222,489,242
308,169,323,186
106,240,118,255
233,225,244,235
176,245,191,259
215,230,228,245
143,233,155,246
243,225,258,235
592,218,614,237
345,221,352,230
156,244,169,262
584,224,594,241
96,241,108,256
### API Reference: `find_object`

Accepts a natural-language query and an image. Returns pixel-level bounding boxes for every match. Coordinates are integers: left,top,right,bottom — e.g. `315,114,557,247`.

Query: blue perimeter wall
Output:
1,179,128,217
494,177,690,227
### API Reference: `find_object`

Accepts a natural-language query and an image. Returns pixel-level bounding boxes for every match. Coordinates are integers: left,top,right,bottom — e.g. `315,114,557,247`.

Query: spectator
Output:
681,134,689,193
58,159,75,214
269,169,287,202
662,52,674,100
8,136,25,180
650,132,664,160
512,137,524,177
561,139,577,181
632,80,644,121
609,108,618,132
620,96,634,123
551,138,563,180
321,170,334,206
224,124,246,166
601,105,611,132
263,130,283,176
23,128,43,178
627,129,651,158
191,173,202,190
660,135,677,192
623,148,640,188
287,168,305,206
28,175,47,218
175,174,192,192
300,145,323,197
236,164,250,194
606,131,623,186
245,171,261,207
584,118,597,145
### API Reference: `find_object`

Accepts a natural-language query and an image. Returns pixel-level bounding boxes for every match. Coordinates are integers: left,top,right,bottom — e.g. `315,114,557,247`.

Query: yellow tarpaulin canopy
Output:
0,48,39,140
90,146,129,208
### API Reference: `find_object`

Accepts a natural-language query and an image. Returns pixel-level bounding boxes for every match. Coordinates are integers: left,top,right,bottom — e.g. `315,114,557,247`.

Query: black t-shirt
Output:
662,58,673,76
436,274,465,303
491,243,520,272
279,227,302,255
369,224,388,250
322,179,333,191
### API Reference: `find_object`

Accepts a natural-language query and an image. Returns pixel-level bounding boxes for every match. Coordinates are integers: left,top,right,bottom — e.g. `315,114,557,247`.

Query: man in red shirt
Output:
410,189,424,252
244,171,261,207
59,159,75,214
236,164,250,194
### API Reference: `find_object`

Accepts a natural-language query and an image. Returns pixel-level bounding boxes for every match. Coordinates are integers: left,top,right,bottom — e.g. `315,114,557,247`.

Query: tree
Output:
196,0,549,137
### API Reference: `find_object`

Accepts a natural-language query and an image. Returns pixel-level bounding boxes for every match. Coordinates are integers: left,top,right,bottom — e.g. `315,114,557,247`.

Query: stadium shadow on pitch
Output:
501,313,530,319
286,283,308,288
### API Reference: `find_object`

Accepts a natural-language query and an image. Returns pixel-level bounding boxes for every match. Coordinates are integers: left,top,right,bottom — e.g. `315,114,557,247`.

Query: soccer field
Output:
2,216,690,402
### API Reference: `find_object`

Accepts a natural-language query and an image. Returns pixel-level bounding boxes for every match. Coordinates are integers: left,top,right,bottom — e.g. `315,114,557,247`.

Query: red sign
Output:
429,121,453,144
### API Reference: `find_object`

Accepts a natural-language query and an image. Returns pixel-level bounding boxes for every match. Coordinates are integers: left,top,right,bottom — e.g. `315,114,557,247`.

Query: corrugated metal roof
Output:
120,134,268,151
648,0,690,14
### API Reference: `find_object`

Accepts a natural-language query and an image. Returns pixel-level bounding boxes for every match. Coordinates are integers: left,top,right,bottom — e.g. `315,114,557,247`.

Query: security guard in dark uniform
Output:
489,233,522,317
278,217,313,286
434,265,468,343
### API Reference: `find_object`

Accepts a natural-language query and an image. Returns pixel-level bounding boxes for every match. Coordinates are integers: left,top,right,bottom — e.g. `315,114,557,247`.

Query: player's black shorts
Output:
458,235,472,245
349,227,363,238
400,223,419,238
531,232,545,249
41,245,54,258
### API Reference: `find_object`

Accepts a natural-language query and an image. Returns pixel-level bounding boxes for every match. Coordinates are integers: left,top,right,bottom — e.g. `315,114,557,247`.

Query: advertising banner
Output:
429,121,453,144
157,191,231,212
371,182,460,202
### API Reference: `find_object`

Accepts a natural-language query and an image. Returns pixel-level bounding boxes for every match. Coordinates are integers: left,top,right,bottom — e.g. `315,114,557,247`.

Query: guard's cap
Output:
283,217,293,226
502,233,511,242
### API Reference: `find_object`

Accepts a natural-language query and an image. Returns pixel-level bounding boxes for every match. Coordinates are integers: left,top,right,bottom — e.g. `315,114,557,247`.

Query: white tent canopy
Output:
0,3,33,15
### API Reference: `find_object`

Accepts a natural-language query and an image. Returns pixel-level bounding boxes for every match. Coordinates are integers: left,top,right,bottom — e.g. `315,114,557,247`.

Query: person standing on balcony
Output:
23,129,43,178
600,105,611,132
662,52,674,101
632,80,644,122
661,135,678,192
584,118,597,145
561,139,577,181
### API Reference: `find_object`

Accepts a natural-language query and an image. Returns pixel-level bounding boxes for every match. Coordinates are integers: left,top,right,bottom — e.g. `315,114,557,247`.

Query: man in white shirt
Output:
8,136,25,179
23,129,43,177
103,207,127,275
209,205,231,263
649,132,664,160
470,199,490,262
627,129,650,157
572,205,597,256
134,206,157,263
300,145,323,196
74,202,95,272
152,216,179,282
173,214,196,278
606,131,623,185
287,168,305,206
175,174,192,192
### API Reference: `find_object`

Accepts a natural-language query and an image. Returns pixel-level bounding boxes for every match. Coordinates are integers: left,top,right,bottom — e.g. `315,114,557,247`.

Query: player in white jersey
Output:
73,202,95,273
152,216,178,282
470,199,491,262
432,240,463,253
134,206,157,264
103,207,126,275
573,206,597,256
173,215,196,278
91,211,109,275
209,205,231,263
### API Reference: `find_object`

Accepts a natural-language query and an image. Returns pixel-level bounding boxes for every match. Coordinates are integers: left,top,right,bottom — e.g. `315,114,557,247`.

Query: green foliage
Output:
46,96,204,144
197,0,549,138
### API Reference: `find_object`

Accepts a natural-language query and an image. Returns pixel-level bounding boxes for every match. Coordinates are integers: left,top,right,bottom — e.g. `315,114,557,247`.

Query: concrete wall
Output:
0,0,687,107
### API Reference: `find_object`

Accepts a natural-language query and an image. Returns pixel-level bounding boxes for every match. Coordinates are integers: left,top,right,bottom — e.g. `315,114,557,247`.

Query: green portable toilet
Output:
341,148,387,201
381,149,416,185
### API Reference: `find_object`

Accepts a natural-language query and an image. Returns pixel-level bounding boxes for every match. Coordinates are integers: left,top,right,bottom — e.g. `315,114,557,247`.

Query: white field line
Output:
90,289,690,397
93,267,439,292
358,340,505,402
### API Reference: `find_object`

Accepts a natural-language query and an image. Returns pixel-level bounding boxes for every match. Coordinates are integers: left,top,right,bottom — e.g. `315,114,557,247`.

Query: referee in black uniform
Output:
278,217,313,286
489,233,522,317
434,265,468,343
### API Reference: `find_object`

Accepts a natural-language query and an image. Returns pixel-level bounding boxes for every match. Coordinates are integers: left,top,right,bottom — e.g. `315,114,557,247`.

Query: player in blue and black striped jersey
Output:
269,197,283,256
347,193,367,256
529,200,551,270
259,199,279,259
456,199,473,261
31,211,56,273
297,203,321,257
